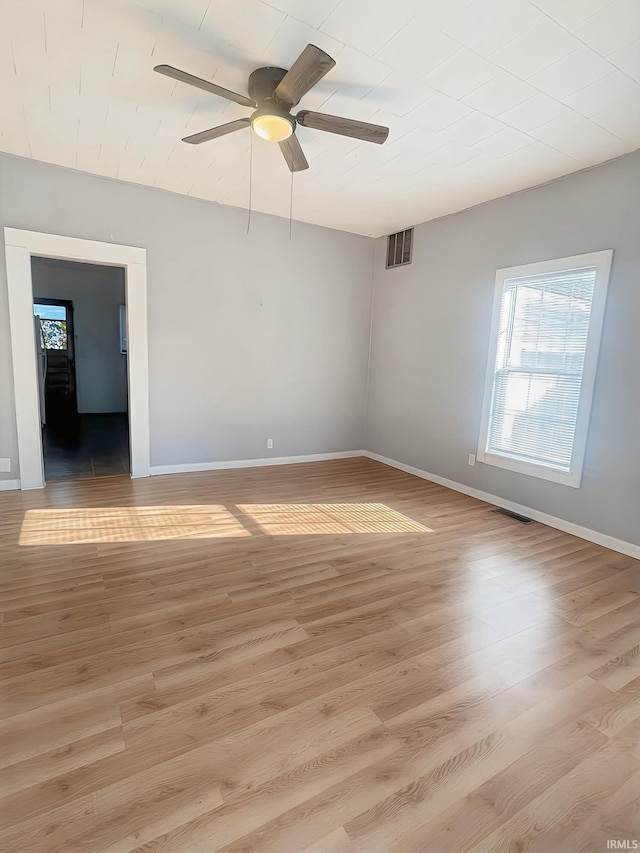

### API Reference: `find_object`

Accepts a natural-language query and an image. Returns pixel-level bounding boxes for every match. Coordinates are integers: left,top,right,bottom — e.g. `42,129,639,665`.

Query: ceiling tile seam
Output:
475,124,578,175
263,9,348,56
527,77,630,146
406,34,628,151
489,101,624,157
359,66,395,102
341,48,395,105
111,43,120,77
485,18,584,73
439,0,484,44
490,92,558,125
476,128,572,165
588,58,640,91
261,12,288,59
530,0,617,30
317,2,412,59
42,10,48,53
312,90,338,114
528,0,640,88
355,13,415,61
402,80,569,161
438,44,561,105
352,7,630,133
198,2,213,31
560,89,637,141
419,43,501,97
410,45,485,96
371,17,413,63
259,0,342,30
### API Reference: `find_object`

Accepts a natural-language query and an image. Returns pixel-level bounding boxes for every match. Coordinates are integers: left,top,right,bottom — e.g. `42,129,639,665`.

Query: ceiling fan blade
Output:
182,118,251,144
279,134,309,172
297,110,389,144
154,64,255,109
274,45,336,107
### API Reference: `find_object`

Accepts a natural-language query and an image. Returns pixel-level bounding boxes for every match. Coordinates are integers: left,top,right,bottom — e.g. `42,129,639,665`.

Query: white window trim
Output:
477,250,613,488
4,228,150,489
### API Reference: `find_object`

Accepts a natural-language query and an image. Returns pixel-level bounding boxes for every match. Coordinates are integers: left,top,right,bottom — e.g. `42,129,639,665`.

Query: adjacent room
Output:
0,1,638,851
32,257,130,481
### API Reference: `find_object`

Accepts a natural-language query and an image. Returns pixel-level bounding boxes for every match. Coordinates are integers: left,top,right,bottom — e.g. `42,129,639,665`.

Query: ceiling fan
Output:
154,44,389,172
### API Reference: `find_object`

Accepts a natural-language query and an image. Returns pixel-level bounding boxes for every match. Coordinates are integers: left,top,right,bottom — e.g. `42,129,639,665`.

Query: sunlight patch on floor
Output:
19,503,431,545
236,503,432,535
19,506,250,544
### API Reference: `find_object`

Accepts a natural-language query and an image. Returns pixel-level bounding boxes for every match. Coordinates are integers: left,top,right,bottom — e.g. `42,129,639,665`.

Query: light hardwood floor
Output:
0,457,639,852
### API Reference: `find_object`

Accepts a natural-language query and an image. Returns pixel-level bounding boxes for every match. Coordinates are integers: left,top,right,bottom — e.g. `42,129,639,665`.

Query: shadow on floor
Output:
43,412,130,481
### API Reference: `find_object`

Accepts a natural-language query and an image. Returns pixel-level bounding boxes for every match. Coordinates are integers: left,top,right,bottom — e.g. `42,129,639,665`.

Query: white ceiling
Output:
1,0,639,236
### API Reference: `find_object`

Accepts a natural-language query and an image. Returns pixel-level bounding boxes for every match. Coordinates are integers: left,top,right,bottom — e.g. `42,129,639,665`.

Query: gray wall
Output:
2,149,637,549
0,153,374,477
367,150,640,546
32,258,127,414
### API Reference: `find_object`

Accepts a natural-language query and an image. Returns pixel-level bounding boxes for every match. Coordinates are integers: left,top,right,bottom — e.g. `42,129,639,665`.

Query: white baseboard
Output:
0,479,20,491
149,450,364,477
363,451,640,560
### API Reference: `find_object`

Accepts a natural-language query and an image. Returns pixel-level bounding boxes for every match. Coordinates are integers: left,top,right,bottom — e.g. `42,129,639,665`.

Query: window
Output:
386,228,413,269
477,251,612,487
34,302,68,350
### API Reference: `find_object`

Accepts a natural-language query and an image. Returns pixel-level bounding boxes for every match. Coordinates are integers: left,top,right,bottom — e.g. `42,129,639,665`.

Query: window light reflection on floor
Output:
236,503,432,535
19,503,431,545
19,505,250,545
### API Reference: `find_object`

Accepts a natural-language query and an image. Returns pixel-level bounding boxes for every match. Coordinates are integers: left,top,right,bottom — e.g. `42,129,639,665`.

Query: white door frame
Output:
4,228,150,488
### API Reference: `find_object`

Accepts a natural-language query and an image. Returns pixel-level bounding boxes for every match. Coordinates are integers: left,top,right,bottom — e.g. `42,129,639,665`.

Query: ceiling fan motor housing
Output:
249,67,296,141
248,66,288,104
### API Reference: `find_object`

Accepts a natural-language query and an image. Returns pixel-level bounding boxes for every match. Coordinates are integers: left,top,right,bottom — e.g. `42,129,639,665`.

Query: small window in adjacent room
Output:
33,303,68,350
477,250,612,488
386,228,413,269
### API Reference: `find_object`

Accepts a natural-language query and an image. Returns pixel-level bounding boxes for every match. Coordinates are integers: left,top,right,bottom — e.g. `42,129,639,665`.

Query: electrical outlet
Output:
0,458,11,473
468,453,476,467
267,438,273,450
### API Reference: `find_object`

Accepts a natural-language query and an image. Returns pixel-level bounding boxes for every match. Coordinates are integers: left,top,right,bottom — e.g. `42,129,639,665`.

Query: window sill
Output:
477,450,582,488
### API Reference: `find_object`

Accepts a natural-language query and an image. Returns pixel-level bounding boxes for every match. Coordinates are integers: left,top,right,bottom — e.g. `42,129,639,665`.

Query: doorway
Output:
32,259,130,481
4,228,150,489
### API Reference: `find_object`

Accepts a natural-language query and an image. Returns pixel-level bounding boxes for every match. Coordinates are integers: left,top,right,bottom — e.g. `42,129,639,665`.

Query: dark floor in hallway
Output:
43,412,129,481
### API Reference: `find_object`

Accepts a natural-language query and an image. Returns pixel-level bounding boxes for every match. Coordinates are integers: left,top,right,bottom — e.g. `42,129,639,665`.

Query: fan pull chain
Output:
247,132,253,235
289,169,294,242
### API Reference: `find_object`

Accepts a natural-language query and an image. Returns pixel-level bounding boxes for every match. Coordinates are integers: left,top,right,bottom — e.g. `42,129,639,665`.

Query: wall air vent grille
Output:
386,228,413,269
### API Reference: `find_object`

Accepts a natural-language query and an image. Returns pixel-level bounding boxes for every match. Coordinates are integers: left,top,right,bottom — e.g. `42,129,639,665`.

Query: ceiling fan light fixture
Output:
156,45,389,171
251,108,294,142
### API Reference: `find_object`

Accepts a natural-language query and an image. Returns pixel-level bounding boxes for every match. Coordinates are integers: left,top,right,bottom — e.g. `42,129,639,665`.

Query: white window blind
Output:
478,251,612,487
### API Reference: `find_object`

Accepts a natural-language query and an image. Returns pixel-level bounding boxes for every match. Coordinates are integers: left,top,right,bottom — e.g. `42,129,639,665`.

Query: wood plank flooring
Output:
0,457,638,852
